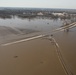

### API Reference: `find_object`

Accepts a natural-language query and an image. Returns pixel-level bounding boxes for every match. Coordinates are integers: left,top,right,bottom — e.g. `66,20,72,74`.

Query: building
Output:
37,12,43,16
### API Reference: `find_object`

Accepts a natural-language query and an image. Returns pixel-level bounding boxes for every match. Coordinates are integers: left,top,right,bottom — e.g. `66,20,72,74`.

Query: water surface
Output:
0,17,63,32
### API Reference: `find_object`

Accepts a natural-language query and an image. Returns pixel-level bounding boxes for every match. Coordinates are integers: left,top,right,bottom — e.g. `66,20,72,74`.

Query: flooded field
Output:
0,16,76,75
0,38,66,75
0,17,63,32
54,27,76,75
0,17,63,44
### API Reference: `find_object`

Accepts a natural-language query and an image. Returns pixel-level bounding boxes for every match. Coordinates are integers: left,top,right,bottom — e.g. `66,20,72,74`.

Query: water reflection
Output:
0,16,63,32
0,15,63,20
0,15,12,19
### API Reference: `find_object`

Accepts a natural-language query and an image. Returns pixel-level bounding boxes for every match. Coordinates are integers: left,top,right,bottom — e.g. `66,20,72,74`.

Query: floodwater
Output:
0,17,76,75
0,17,63,32
54,27,76,75
0,38,66,75
0,17,64,44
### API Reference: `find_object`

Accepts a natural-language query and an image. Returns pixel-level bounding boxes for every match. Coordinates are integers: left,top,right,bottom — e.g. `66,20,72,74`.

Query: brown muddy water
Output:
0,17,76,75
54,27,76,75
0,38,66,75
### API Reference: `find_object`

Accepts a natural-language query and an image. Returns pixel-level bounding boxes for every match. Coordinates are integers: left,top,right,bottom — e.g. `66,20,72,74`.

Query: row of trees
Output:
0,8,76,19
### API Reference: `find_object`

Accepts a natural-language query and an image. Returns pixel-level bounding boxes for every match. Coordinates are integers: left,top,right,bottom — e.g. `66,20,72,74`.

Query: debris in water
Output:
51,34,53,36
47,23,49,24
14,56,18,58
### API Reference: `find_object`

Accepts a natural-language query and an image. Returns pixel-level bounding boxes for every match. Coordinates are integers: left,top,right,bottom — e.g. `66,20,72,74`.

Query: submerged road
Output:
53,22,76,33
49,37,74,75
1,22,76,46
1,35,45,46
